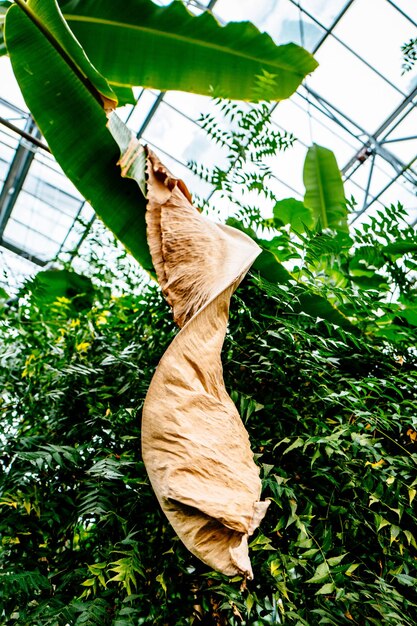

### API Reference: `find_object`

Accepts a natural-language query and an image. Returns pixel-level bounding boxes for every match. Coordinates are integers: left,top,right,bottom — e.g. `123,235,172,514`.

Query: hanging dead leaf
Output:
139,147,269,579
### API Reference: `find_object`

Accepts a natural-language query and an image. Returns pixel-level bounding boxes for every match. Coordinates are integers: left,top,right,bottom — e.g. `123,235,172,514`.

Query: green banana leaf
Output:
5,2,153,271
27,0,117,105
59,0,318,101
4,0,317,276
2,0,135,103
303,144,348,232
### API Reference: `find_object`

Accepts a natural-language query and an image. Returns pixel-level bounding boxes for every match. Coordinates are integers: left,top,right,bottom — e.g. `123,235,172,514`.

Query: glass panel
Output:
308,37,403,131
164,90,226,124
0,129,20,158
345,178,366,211
3,218,61,260
6,190,74,244
274,102,361,163
388,0,417,24
263,141,308,197
272,98,314,146
213,0,325,49
347,157,394,211
24,160,83,219
333,0,417,94
369,179,416,213
380,106,417,163
299,0,352,28
33,151,84,199
0,58,29,112
125,91,160,135
142,101,230,171
0,247,37,293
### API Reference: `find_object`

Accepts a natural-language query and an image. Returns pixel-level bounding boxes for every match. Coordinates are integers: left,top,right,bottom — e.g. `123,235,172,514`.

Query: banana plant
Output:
3,0,317,273
3,0,360,332
273,144,348,233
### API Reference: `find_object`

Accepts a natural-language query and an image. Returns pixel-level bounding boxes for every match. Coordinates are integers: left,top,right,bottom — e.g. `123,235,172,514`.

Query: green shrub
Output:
1,203,417,624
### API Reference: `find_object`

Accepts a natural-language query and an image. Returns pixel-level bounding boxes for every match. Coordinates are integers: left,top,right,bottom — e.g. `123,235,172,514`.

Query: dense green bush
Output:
1,197,417,624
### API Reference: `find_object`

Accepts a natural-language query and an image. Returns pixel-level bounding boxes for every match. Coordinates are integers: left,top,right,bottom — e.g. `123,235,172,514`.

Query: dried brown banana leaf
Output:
110,114,270,578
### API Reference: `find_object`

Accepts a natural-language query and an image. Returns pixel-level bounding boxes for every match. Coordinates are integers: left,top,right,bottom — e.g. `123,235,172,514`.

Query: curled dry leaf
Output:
111,115,270,578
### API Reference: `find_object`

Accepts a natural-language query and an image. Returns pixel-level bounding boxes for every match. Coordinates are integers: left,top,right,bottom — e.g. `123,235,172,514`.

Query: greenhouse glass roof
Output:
0,0,416,290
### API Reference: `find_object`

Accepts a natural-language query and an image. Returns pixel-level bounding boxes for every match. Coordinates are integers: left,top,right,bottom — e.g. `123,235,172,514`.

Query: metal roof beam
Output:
0,117,41,240
0,240,47,267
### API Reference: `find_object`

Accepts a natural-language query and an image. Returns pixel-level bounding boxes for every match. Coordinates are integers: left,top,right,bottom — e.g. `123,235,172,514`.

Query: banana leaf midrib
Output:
64,14,310,77
313,149,328,229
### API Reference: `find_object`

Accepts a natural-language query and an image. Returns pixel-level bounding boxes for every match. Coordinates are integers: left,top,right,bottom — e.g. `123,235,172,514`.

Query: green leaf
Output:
22,269,94,311
404,530,417,549
111,84,136,106
273,197,314,232
27,0,136,105
326,553,346,567
296,292,354,330
107,112,146,197
5,2,153,272
315,582,335,595
26,0,116,104
60,0,318,101
155,573,167,594
383,241,417,256
390,524,401,544
345,563,360,577
303,144,348,232
306,561,330,584
349,273,390,291
0,286,9,302
397,307,417,327
282,437,304,455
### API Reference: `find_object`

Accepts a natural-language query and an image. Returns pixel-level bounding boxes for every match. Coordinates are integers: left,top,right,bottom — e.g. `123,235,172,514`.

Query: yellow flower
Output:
22,353,36,378
76,341,91,353
54,296,71,306
96,310,110,326
365,459,385,469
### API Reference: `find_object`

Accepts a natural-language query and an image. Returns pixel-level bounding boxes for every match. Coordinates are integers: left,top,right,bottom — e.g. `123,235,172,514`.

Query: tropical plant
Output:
1,0,317,272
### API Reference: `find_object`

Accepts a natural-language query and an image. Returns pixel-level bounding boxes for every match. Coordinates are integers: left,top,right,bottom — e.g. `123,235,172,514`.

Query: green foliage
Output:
193,99,417,342
401,37,417,73
21,269,95,311
4,0,317,276
2,0,318,101
273,198,314,232
1,211,417,623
